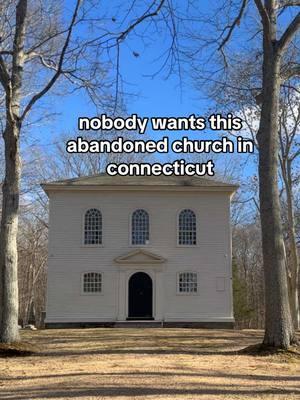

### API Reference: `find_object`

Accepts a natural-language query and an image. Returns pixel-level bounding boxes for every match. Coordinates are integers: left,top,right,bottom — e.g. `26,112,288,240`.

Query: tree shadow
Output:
2,385,299,399
39,346,245,357
2,370,299,382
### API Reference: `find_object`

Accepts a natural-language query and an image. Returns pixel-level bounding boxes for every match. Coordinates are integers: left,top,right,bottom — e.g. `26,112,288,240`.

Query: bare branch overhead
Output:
217,0,248,51
277,12,300,53
20,0,82,121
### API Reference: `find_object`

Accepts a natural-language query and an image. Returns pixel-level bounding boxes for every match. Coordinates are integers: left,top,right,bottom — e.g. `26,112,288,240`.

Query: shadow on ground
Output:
1,329,299,400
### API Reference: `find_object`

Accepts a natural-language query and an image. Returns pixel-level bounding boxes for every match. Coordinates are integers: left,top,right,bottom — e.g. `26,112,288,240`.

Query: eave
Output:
41,183,238,196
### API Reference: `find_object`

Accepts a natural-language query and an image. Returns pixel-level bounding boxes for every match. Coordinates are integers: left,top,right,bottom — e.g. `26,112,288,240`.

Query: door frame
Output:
126,270,156,320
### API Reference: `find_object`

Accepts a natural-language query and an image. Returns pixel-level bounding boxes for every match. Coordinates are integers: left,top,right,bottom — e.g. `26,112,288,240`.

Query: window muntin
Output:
83,272,102,293
178,272,198,294
84,208,102,245
178,209,197,245
131,209,149,245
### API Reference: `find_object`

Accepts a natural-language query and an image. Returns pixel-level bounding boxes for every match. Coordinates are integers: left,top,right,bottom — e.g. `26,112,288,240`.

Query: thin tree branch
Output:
278,1,300,7
218,0,248,50
281,63,300,81
277,12,300,53
20,0,81,121
117,0,165,43
253,0,271,30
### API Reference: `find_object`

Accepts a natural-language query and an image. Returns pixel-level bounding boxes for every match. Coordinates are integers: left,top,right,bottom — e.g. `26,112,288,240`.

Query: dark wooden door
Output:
128,272,153,319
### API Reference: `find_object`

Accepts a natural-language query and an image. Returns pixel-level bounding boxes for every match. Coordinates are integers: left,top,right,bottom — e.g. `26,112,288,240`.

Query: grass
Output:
0,328,299,399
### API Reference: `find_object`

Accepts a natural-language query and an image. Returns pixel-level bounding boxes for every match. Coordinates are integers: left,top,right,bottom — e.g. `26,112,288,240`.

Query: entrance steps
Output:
114,321,163,328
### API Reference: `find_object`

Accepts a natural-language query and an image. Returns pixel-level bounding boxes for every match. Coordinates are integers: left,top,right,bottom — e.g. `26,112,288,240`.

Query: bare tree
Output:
18,216,47,327
0,0,91,343
210,60,300,330
233,220,265,329
226,1,300,348
184,0,300,348
278,88,300,329
0,0,167,343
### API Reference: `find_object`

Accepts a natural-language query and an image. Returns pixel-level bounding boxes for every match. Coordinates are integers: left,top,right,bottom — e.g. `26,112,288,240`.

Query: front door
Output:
128,272,153,319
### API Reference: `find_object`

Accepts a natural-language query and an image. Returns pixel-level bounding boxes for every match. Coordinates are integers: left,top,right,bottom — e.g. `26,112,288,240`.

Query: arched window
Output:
178,209,196,245
178,272,198,293
83,272,102,293
84,208,102,245
132,209,149,245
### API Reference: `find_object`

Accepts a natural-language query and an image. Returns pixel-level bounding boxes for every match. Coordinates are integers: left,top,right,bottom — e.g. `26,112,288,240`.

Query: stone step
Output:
114,321,163,328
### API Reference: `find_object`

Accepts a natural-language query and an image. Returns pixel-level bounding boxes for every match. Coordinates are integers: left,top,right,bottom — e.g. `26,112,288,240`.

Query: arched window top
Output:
82,272,102,293
85,208,101,217
84,208,102,245
179,209,196,219
132,209,149,245
178,209,196,246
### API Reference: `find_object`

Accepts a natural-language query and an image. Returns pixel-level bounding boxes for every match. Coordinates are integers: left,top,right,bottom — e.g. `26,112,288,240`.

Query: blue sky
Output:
26,0,258,182
30,0,218,145
23,0,299,154
34,39,207,144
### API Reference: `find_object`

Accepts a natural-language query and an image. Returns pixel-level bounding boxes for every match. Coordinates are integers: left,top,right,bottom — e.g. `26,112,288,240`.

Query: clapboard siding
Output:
46,189,234,323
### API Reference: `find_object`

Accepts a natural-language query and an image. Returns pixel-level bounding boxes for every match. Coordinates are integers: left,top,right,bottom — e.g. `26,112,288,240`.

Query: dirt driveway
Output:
0,328,299,399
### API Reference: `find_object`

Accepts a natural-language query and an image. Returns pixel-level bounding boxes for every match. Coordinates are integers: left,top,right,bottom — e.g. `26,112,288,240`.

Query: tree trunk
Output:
285,161,299,329
0,121,21,343
257,37,296,348
0,0,27,343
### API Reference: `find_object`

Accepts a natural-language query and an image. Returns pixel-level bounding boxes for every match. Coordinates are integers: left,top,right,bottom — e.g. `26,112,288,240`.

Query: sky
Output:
34,41,207,143
30,0,217,144
25,0,259,181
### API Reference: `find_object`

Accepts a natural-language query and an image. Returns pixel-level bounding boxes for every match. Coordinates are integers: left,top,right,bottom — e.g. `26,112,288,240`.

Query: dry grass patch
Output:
0,328,299,399
239,343,300,362
0,342,40,357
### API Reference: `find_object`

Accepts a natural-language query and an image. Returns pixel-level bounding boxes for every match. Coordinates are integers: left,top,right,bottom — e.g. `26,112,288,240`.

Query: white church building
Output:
42,174,237,328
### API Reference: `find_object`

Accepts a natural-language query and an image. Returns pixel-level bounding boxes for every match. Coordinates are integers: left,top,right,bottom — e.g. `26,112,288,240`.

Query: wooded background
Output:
0,128,298,329
0,0,299,349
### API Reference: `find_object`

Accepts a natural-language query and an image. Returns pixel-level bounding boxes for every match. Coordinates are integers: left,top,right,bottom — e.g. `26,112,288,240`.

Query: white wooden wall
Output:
46,189,234,323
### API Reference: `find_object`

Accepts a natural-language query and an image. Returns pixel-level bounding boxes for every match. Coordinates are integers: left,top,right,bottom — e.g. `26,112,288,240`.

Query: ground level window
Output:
178,272,197,293
83,272,102,293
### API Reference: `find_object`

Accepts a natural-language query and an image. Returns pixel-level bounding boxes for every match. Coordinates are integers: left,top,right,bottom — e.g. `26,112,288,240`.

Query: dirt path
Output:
0,328,299,399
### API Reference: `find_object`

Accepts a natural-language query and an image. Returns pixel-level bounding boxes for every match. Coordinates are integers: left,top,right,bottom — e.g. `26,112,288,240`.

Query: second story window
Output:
178,209,197,246
132,209,149,245
84,208,102,245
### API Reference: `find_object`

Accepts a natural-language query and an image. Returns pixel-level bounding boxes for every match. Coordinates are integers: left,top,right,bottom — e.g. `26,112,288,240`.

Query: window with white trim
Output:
178,272,198,293
131,209,149,245
83,272,102,293
84,208,102,245
178,209,196,245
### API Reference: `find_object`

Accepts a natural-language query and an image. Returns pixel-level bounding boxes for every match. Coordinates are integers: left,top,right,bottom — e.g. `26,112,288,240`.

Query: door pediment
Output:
114,249,166,265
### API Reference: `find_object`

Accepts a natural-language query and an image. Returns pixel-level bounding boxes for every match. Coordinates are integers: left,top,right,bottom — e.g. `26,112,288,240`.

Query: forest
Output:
0,0,299,352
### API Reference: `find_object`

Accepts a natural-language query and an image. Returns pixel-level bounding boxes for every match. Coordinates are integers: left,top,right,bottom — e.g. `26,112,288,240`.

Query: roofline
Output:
41,183,239,195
